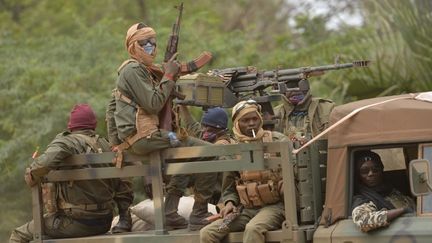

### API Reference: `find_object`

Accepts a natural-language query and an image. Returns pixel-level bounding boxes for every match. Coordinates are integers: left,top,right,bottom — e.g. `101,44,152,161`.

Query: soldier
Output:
112,23,211,229
273,79,334,143
351,150,415,232
10,104,134,243
200,100,287,243
166,106,234,230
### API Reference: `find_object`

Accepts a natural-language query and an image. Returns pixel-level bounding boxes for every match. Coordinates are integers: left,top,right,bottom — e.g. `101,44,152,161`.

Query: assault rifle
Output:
159,2,212,131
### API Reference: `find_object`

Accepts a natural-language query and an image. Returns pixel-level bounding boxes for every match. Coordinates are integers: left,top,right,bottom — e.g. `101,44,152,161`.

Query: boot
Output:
112,203,132,233
164,194,188,230
189,201,213,231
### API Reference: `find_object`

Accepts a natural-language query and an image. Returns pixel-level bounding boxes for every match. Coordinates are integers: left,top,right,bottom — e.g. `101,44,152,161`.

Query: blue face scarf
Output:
143,42,155,55
288,93,305,105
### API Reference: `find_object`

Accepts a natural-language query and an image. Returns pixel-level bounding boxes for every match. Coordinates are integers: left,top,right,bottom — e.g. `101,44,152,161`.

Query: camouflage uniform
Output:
113,61,209,155
352,189,415,232
10,130,133,243
200,131,287,243
274,94,334,140
166,108,234,230
166,117,233,205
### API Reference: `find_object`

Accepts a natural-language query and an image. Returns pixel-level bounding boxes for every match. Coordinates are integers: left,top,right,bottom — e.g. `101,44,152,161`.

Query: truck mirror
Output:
409,159,432,196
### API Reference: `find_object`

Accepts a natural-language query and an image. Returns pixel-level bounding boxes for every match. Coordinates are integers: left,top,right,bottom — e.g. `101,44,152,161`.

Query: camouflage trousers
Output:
130,130,210,155
166,172,220,204
200,202,285,243
10,212,112,243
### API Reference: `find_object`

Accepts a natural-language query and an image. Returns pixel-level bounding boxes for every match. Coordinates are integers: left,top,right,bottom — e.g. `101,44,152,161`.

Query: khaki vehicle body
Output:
30,93,432,243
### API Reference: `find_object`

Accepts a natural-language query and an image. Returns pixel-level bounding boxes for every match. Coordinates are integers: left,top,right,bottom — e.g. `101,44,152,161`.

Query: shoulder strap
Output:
69,133,101,153
113,89,139,108
262,130,273,143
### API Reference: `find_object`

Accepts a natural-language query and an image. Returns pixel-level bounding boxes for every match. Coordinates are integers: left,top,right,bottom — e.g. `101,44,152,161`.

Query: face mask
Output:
288,93,305,105
143,42,155,55
202,131,218,143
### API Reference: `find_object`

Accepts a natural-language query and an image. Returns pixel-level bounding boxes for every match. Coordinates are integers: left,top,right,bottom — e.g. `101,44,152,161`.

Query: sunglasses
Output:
138,37,156,47
232,99,261,121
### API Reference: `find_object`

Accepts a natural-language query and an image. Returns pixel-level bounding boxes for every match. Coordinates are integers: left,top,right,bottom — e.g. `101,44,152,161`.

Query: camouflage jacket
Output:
351,189,415,232
29,130,133,216
222,131,288,206
274,95,334,139
114,61,175,141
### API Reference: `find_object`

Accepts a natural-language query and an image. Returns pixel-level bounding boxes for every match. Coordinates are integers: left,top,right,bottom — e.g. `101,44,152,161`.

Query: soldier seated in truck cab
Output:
351,150,415,232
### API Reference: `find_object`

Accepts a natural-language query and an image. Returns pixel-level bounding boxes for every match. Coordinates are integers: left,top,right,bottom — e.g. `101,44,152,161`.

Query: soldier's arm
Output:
179,105,202,137
106,92,122,146
120,64,175,114
29,137,74,181
352,201,390,232
221,171,240,206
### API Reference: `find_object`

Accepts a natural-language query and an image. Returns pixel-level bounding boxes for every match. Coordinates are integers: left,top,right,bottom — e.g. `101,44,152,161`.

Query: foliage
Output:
1,0,431,241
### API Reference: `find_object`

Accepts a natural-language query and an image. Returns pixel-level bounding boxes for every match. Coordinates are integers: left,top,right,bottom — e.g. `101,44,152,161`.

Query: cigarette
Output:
252,129,256,138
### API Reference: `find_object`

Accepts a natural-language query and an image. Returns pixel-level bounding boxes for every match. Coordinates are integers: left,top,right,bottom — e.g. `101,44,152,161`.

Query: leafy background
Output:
1,0,431,240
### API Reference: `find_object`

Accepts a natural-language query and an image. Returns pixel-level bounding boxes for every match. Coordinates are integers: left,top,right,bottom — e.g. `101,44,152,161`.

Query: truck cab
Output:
315,92,432,243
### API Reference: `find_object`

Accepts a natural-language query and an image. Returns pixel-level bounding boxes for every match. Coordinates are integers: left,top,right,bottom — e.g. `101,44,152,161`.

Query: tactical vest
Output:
235,131,283,208
113,89,159,166
42,133,109,214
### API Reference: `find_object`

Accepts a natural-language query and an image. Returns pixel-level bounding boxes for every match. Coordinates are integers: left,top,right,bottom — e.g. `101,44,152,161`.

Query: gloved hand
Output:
24,167,37,187
163,53,180,81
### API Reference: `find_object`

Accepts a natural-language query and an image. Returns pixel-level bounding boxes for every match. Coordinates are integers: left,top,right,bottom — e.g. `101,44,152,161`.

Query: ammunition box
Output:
176,73,225,107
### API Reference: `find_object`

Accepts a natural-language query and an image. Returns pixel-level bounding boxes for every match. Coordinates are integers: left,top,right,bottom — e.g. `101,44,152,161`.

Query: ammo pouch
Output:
236,169,282,208
42,182,58,213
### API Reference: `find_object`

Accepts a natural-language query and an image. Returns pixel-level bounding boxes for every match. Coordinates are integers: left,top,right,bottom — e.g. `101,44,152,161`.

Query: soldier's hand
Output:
111,145,119,152
24,167,37,187
163,53,180,81
221,201,237,218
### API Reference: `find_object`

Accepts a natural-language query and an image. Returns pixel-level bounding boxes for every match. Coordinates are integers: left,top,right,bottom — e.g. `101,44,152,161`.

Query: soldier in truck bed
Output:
171,105,235,230
273,79,334,143
200,100,287,243
351,150,415,232
10,104,133,243
110,23,211,230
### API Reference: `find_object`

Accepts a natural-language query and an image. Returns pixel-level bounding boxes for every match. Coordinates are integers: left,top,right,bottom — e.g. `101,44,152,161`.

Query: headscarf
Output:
124,23,157,66
67,104,97,131
351,150,395,212
231,100,265,142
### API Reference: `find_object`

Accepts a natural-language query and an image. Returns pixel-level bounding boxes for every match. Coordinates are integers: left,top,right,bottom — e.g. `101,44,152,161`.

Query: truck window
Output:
419,144,432,214
350,147,413,213
373,148,406,171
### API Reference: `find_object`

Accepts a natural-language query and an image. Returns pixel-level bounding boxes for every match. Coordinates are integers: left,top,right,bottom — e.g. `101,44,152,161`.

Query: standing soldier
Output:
10,104,134,243
200,100,287,243
273,79,334,143
166,106,234,230
112,23,211,229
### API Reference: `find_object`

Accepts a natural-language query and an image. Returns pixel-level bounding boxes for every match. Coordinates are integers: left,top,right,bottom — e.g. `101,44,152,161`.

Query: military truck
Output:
29,92,432,242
